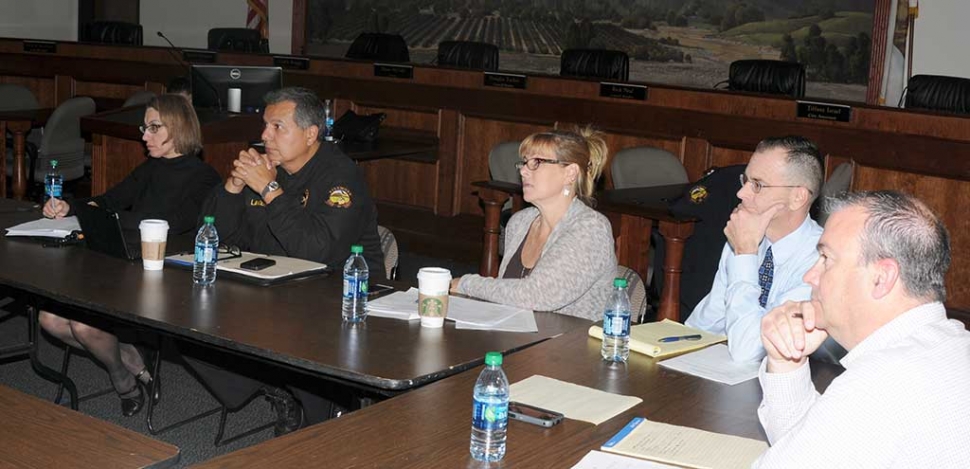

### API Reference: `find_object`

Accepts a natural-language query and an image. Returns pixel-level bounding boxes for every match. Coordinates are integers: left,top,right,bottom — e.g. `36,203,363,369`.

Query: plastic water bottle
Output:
601,277,631,362
470,351,509,462
193,216,219,286
341,244,368,322
44,159,63,202
323,99,335,142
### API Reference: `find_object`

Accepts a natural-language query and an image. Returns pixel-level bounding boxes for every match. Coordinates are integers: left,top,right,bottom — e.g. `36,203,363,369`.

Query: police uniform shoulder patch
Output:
326,186,353,208
689,185,708,204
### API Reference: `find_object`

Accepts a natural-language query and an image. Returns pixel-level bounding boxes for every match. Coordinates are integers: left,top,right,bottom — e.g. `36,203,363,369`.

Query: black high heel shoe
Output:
135,368,160,405
119,380,146,417
133,345,160,405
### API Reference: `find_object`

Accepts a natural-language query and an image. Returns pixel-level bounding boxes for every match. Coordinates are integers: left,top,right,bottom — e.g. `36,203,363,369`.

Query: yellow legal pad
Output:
588,319,726,359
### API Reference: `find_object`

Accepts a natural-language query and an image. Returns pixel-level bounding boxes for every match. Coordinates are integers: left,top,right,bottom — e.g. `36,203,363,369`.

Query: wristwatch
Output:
260,180,281,200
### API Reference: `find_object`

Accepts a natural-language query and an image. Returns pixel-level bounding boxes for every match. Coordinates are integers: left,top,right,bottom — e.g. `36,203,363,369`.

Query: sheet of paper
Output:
367,288,537,331
509,375,641,425
602,417,767,469
658,344,759,385
446,294,532,326
367,288,420,321
5,216,80,238
454,308,537,332
572,451,681,469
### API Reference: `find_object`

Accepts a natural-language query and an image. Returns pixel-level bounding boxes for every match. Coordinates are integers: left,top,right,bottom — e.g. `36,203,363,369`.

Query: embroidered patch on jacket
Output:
326,186,353,208
249,198,266,207
689,185,708,204
301,189,310,208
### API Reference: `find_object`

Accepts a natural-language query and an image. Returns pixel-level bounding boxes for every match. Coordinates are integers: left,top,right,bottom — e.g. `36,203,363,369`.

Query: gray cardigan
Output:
458,198,616,320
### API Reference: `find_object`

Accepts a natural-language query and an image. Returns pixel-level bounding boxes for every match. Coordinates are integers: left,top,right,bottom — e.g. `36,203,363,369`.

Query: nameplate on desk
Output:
273,55,310,70
599,82,647,101
182,50,217,64
796,100,852,122
23,40,57,54
374,63,413,79
484,72,527,89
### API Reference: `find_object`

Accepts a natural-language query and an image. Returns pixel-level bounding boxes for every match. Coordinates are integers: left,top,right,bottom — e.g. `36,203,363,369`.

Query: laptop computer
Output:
73,203,138,260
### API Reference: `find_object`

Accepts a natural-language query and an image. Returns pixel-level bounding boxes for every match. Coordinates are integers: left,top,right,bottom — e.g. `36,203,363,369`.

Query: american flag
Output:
247,0,268,38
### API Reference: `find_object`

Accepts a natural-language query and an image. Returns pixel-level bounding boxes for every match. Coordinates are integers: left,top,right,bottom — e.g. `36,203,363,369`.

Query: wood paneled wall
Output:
2,38,969,315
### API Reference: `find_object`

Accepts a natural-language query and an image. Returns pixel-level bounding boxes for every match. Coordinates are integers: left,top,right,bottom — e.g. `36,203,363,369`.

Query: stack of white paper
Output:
367,288,538,332
5,216,80,238
658,344,760,385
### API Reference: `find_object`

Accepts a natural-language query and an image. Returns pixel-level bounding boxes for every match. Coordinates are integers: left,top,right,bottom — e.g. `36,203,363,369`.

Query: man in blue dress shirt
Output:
686,136,824,362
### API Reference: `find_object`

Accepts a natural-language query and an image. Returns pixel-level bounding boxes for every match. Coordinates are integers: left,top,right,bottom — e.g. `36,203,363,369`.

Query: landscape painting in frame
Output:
306,0,874,102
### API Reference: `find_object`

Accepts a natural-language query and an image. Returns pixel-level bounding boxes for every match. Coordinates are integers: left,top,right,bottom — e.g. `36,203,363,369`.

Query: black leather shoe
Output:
119,381,145,417
264,387,304,436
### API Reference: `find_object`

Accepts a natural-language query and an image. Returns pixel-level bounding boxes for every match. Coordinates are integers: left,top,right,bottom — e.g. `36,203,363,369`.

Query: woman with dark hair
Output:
39,94,221,416
452,127,617,320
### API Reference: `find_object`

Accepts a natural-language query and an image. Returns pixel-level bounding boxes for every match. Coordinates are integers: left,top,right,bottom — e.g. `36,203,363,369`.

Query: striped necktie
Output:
758,247,774,308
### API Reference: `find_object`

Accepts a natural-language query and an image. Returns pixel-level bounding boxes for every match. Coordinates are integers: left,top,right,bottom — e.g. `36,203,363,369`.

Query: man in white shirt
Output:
686,136,823,362
755,190,970,468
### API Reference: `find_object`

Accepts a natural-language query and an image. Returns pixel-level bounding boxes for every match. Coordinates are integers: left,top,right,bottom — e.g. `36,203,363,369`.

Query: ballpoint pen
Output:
658,334,703,343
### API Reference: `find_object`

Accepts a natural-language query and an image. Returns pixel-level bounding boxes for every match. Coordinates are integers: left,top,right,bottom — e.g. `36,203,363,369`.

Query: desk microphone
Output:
156,31,223,112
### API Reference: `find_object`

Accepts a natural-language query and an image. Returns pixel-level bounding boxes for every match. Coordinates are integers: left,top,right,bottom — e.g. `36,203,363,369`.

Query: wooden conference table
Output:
0,108,52,201
81,107,439,195
0,384,180,469
474,180,697,322
0,199,586,405
196,325,843,468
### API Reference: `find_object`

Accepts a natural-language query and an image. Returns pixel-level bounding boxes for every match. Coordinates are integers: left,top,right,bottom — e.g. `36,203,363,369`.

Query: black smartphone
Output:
508,402,564,428
240,258,276,271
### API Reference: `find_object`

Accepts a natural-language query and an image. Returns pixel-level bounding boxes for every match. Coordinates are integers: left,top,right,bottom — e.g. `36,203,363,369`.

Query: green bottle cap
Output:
50,160,58,168
204,216,215,224
613,278,628,288
484,352,503,366
350,244,363,254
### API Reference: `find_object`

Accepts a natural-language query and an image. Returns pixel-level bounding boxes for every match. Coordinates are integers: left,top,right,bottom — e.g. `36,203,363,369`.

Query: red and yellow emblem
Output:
326,186,353,208
689,185,708,204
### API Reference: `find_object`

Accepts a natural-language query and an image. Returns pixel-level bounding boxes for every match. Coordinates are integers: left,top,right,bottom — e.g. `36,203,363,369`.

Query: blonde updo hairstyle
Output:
518,126,608,206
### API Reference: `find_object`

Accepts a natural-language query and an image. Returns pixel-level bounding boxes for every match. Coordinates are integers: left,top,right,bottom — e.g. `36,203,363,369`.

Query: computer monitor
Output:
190,65,282,114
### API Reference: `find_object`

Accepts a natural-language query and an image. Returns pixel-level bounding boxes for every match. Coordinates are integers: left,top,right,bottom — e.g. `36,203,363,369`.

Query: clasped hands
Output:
226,149,279,198
761,300,829,373
724,204,784,255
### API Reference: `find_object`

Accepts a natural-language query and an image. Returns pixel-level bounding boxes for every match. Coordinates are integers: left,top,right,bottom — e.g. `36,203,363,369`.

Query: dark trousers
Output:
180,348,344,425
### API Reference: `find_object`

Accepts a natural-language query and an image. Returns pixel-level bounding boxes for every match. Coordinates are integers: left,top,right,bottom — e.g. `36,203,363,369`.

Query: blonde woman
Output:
452,127,616,320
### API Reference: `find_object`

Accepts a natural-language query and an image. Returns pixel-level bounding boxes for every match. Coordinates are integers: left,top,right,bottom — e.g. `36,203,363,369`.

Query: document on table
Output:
509,375,641,425
5,216,80,238
165,252,328,280
588,319,726,359
658,344,759,385
572,451,681,469
367,289,421,320
366,288,538,332
601,417,767,469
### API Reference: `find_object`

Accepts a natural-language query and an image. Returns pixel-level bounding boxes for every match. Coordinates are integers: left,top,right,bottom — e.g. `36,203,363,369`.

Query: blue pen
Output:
658,334,702,343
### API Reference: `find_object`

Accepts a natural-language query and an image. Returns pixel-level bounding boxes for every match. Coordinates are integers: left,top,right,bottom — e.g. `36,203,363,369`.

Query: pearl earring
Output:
562,186,571,197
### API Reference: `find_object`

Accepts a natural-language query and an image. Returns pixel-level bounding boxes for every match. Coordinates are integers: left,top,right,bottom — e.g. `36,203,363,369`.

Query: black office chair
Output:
719,60,806,98
207,28,268,53
903,74,970,115
560,49,629,81
436,41,499,71
345,33,410,63
80,21,143,46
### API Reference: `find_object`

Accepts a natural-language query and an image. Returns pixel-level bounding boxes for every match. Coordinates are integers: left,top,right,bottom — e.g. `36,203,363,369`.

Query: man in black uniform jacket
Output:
184,87,384,435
